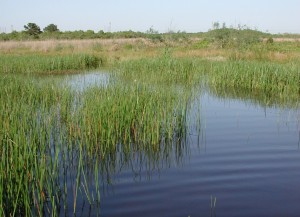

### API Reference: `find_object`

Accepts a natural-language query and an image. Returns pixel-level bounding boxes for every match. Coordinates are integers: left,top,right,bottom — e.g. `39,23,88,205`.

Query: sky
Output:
1,0,300,34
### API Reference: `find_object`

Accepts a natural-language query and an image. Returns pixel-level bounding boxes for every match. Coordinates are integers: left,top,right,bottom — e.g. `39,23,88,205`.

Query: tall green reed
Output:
207,60,300,95
0,56,198,215
0,75,65,216
115,56,202,86
0,54,103,74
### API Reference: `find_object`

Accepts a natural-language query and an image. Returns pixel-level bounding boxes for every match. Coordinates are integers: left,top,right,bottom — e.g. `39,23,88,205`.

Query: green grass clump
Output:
0,75,70,216
208,60,300,94
66,83,189,158
115,56,204,86
0,54,103,74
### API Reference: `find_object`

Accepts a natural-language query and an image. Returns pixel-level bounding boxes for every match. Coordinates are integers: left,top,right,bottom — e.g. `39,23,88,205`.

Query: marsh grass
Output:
207,60,300,95
115,55,205,86
0,54,104,74
1,40,300,216
0,56,196,215
0,75,66,216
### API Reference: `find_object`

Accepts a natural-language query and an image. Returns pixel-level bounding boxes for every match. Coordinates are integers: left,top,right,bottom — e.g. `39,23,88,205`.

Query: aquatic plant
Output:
0,54,103,74
0,57,195,215
208,60,300,95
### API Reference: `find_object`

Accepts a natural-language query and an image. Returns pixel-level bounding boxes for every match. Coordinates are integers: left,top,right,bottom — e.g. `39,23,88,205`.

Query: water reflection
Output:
67,71,110,91
207,84,300,109
49,126,192,216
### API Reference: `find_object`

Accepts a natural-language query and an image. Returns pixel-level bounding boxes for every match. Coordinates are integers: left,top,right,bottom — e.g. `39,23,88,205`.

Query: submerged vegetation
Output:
0,27,299,216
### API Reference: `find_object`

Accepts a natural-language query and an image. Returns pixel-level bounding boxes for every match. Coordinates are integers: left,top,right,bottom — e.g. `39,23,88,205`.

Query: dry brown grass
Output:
174,48,227,60
272,38,300,42
0,38,159,54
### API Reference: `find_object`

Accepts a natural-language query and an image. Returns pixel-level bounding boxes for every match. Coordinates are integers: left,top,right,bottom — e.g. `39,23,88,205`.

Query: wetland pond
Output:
63,72,300,217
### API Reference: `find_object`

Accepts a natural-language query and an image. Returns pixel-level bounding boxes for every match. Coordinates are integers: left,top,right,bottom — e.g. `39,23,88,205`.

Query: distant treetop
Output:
44,24,59,33
24,23,42,38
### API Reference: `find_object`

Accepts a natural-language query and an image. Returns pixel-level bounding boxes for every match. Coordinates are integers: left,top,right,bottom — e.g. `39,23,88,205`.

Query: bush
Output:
266,37,274,44
208,28,266,49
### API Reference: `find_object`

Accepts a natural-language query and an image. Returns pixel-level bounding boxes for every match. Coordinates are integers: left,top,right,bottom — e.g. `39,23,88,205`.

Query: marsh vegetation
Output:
0,29,299,216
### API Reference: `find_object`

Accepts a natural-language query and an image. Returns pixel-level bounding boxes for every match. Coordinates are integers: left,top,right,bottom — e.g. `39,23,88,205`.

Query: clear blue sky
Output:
1,0,299,33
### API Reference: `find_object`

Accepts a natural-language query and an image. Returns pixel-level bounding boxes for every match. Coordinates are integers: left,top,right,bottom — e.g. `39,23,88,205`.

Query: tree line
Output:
0,22,298,43
0,22,168,41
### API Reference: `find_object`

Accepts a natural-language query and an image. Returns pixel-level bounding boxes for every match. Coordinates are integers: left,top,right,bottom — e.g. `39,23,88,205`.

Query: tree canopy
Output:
24,23,42,38
43,24,59,33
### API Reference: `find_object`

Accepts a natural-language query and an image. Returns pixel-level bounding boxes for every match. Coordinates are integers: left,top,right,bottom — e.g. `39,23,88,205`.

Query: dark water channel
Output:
66,73,300,217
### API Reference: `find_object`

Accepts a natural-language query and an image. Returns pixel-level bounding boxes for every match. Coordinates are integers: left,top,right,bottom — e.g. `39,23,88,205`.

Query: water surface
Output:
67,72,110,91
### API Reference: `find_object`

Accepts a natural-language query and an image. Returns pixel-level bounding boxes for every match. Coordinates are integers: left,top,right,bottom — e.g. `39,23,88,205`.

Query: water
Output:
67,71,110,91
98,87,300,217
